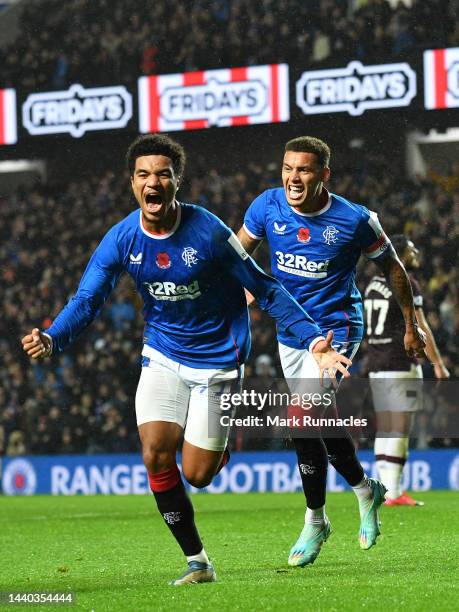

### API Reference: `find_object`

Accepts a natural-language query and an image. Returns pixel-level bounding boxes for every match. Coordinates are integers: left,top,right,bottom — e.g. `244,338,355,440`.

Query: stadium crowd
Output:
1,146,457,456
1,0,458,456
1,0,458,91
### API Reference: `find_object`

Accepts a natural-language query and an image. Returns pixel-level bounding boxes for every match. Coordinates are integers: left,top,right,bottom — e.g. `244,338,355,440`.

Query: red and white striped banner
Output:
424,47,459,109
0,88,17,145
138,64,289,133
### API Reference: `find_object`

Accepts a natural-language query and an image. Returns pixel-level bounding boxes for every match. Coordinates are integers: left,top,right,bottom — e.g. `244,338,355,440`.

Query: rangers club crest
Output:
323,225,339,245
297,227,311,243
181,246,199,267
156,252,171,269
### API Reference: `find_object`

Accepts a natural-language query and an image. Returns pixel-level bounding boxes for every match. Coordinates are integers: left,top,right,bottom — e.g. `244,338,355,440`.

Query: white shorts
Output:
369,364,423,413
278,340,360,381
136,345,242,451
278,341,360,415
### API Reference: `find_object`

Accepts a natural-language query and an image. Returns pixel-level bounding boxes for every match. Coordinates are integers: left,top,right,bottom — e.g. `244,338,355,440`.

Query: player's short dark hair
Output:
126,134,186,177
285,136,331,167
391,234,410,253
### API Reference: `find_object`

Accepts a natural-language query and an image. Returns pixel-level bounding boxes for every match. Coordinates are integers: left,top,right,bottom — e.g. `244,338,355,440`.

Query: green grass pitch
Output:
2,492,458,611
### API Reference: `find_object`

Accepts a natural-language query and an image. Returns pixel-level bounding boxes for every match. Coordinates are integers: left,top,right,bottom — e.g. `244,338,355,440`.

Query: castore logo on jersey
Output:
129,252,142,264
273,222,287,235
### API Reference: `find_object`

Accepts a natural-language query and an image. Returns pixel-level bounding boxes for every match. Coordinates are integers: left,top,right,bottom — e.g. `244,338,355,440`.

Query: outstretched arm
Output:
376,252,426,358
21,228,123,358
221,232,352,382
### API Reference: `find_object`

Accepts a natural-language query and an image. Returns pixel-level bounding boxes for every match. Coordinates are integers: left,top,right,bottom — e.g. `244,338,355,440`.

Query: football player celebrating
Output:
22,134,351,585
237,136,426,566
365,235,449,505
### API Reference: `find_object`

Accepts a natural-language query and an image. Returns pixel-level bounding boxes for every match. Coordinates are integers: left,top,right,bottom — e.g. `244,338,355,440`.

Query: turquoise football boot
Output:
359,478,387,550
288,518,332,566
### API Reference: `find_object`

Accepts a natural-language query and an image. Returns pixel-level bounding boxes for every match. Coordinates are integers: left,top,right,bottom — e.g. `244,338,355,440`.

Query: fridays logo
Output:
138,64,289,132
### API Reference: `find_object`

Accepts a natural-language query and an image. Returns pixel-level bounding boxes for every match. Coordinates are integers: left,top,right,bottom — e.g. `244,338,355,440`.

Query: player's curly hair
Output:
126,134,186,177
285,136,330,168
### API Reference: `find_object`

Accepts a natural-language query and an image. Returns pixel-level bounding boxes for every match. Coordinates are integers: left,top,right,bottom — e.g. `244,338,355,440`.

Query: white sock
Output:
352,476,372,501
384,437,408,499
305,506,325,525
374,434,387,483
352,476,373,516
186,548,210,565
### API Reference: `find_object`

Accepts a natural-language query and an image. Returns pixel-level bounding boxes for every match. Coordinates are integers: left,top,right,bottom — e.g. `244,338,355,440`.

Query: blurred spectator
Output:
255,354,277,378
0,425,5,456
58,427,78,455
6,430,27,456
1,0,458,90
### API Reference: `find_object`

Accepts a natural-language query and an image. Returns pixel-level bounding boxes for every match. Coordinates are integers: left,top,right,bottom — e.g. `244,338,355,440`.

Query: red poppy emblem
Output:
156,252,171,269
297,227,311,243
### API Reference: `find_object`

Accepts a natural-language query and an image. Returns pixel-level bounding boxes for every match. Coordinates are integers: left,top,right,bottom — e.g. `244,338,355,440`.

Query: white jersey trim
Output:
139,202,182,240
42,332,53,356
228,232,250,260
243,223,264,241
363,211,391,259
290,192,332,217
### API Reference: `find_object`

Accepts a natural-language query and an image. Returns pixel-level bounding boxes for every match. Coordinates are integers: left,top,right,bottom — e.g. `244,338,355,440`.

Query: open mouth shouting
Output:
287,184,305,202
144,192,164,214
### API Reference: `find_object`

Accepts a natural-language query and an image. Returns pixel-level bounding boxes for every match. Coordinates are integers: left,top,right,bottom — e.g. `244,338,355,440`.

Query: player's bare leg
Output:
139,421,183,474
139,421,216,585
181,441,226,488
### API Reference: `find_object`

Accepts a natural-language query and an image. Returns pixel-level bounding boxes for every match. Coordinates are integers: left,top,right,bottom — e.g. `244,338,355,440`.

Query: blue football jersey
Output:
46,203,323,368
243,188,392,347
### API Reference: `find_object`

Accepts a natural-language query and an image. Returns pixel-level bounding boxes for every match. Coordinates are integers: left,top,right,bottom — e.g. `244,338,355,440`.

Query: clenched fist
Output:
21,328,52,359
